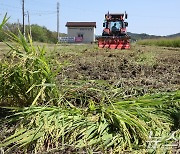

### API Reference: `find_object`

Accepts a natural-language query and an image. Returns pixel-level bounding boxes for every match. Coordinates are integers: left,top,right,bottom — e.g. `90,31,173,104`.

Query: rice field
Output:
137,37,180,48
0,16,180,153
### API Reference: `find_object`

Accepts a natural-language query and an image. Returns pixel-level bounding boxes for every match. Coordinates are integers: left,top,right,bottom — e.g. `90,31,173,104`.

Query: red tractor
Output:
97,12,130,49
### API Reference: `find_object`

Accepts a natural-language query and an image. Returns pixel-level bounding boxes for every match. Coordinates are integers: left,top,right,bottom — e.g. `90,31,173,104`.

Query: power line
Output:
0,2,55,14
0,3,21,9
1,1,180,19
30,12,56,16
27,9,56,13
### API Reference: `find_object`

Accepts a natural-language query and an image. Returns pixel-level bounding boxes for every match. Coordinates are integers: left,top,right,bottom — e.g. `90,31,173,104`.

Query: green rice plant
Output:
0,31,61,106
0,13,9,30
135,51,157,66
137,37,180,48
1,91,179,153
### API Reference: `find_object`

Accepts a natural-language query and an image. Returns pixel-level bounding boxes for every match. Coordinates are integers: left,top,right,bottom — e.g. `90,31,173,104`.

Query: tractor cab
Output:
98,12,130,49
103,13,128,36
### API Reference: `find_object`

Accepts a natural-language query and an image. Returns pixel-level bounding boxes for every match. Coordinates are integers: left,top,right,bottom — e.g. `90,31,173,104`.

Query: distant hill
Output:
128,32,162,41
128,32,180,41
166,33,180,38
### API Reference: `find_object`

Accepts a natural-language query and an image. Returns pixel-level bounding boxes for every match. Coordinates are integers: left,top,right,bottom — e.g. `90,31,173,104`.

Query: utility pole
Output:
17,19,20,30
22,0,25,37
27,11,32,38
57,2,60,42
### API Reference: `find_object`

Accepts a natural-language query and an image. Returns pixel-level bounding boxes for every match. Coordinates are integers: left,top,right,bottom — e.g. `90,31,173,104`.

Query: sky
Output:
0,0,180,36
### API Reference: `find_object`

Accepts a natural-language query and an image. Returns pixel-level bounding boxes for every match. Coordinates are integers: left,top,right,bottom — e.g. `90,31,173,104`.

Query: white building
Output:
66,22,96,43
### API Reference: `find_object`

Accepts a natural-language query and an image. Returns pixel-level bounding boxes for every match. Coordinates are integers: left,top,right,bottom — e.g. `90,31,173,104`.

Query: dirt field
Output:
1,42,180,92
54,44,180,92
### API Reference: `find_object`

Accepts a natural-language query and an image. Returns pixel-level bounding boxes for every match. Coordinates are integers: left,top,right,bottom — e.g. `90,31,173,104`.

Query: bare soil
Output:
57,44,180,92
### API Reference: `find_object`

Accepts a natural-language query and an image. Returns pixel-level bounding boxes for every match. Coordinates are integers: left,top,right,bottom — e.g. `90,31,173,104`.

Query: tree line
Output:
0,23,67,43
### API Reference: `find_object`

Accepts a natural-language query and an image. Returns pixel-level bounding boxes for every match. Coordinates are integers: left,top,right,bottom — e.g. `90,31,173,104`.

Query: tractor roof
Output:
105,14,125,20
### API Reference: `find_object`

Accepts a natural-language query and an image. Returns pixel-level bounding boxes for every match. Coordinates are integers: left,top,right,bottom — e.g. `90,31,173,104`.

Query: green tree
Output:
31,24,48,42
0,22,67,43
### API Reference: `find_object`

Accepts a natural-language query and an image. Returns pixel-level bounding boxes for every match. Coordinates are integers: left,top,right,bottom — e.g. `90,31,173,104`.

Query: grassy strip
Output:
137,37,180,48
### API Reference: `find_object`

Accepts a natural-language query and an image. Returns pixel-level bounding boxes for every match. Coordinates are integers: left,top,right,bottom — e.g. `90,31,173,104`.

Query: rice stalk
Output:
0,13,9,30
1,91,179,153
0,30,61,106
